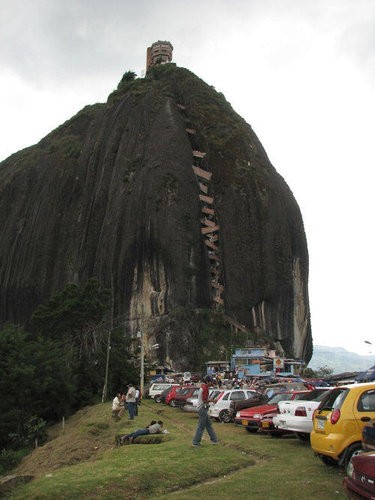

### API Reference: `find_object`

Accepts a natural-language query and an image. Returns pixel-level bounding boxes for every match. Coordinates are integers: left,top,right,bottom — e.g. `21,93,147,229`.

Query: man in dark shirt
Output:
192,376,218,447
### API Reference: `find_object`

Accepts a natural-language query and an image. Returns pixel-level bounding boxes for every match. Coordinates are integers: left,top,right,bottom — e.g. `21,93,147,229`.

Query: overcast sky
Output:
1,0,374,356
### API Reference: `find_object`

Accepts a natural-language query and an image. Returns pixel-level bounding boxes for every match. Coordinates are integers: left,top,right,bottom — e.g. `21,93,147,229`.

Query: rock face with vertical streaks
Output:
0,64,312,366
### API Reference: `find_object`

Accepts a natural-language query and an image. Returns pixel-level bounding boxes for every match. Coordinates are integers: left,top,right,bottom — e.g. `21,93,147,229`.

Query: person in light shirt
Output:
126,383,137,420
112,392,123,419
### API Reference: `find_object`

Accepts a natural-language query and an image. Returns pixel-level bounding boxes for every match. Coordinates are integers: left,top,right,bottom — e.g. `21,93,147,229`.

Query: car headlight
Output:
346,459,354,479
253,414,261,419
236,412,240,418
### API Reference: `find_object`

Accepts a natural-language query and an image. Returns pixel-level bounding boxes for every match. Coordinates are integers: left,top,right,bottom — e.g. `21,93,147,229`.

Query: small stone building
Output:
146,40,173,70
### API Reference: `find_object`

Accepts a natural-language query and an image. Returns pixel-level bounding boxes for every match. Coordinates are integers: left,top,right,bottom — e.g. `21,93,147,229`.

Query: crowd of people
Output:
112,373,311,447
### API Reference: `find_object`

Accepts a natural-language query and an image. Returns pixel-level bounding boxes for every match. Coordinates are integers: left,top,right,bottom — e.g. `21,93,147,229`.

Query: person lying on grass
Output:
116,420,163,445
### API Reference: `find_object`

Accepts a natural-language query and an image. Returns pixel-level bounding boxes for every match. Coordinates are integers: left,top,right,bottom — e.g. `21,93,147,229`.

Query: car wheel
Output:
296,432,310,442
154,395,162,403
319,455,337,466
219,410,233,423
344,443,363,471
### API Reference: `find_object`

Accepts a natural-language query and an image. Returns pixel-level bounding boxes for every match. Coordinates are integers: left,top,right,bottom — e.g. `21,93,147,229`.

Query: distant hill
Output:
308,345,375,374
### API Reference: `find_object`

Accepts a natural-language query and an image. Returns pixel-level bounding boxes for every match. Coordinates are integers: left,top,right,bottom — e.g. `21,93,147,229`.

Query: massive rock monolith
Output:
0,64,312,366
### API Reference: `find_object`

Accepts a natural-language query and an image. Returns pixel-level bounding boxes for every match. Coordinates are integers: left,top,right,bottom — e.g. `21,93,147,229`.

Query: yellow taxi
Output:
310,383,375,468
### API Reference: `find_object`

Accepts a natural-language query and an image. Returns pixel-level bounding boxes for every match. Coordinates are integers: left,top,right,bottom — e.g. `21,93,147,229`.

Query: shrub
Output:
0,448,27,475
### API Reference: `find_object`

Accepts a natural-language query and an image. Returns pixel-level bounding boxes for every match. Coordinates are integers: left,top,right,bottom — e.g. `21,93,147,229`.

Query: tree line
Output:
0,279,138,454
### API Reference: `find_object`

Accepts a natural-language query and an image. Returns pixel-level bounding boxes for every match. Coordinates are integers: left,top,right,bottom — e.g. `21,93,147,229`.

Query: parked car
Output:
154,385,177,404
165,385,195,406
273,388,331,441
208,389,258,422
147,382,178,400
181,396,199,413
259,411,289,437
230,392,268,413
168,386,199,407
225,393,268,423
343,451,375,499
263,382,308,399
362,419,375,451
311,382,375,468
235,391,311,432
181,389,222,413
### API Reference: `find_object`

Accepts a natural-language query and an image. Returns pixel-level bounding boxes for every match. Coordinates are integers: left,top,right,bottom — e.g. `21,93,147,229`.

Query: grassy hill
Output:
308,345,375,374
4,399,345,498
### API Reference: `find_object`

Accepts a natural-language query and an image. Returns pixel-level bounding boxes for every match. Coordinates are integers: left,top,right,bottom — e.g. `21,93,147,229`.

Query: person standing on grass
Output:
192,375,218,447
126,383,137,420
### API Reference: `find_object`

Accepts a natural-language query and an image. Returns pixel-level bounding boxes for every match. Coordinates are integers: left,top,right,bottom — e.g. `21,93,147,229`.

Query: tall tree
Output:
0,324,74,448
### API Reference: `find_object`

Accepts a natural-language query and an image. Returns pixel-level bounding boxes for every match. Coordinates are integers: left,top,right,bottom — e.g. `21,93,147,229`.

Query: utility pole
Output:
101,329,111,403
102,279,114,403
138,329,145,396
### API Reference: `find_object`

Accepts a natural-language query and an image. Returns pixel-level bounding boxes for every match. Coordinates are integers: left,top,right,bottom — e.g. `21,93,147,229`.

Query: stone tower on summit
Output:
146,40,173,70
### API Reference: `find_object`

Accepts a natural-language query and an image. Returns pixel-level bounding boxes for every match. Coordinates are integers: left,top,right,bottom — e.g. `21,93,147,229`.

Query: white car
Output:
147,383,178,399
273,388,330,440
181,389,223,413
208,389,258,422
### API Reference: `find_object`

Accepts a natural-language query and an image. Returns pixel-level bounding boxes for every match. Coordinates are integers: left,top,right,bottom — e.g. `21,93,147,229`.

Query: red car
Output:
259,411,292,437
166,386,197,407
363,420,375,451
235,391,310,433
344,451,375,499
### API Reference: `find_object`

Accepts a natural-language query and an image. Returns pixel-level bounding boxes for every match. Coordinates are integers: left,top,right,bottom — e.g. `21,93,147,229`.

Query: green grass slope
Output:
9,400,345,499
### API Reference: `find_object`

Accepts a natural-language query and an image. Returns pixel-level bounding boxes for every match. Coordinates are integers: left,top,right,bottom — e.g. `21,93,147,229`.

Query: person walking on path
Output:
126,383,137,420
192,376,218,447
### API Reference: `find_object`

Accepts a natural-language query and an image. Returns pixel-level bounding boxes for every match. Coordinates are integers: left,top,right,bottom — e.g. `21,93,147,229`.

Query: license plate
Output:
262,421,270,428
317,419,325,431
242,420,248,426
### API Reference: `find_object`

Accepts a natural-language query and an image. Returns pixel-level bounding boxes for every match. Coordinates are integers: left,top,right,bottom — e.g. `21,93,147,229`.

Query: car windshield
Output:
295,389,329,401
210,390,221,399
318,388,348,410
268,393,294,404
246,391,260,399
178,388,191,396
152,384,169,391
